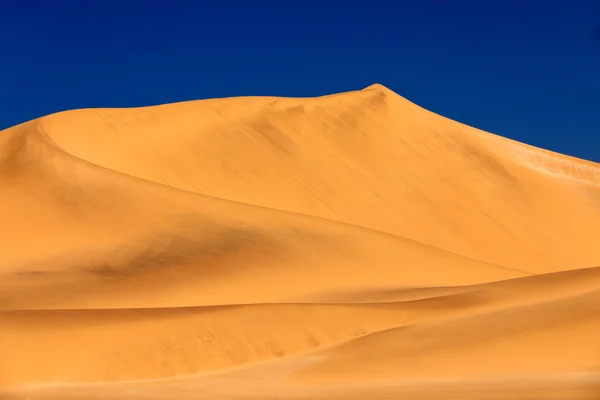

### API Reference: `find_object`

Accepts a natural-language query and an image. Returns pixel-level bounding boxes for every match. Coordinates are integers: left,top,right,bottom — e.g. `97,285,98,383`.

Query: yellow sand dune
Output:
35,84,600,272
1,84,600,399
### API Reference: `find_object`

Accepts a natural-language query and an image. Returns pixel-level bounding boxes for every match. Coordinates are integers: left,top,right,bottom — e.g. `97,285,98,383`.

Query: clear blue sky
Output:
1,0,599,161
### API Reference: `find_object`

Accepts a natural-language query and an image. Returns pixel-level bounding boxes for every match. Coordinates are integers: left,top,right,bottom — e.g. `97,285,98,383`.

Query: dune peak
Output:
362,83,396,94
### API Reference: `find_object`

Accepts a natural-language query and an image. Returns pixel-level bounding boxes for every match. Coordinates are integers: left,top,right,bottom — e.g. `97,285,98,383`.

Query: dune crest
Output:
1,85,599,399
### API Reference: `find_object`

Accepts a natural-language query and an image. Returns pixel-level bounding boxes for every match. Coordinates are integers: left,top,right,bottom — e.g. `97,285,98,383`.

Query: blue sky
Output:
1,0,599,161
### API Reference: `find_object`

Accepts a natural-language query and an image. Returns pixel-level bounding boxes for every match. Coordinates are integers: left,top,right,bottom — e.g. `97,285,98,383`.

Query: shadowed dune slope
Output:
0,118,520,311
1,84,600,399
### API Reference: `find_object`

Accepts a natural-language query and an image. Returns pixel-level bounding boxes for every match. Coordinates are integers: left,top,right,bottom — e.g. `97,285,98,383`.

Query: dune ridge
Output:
1,84,600,399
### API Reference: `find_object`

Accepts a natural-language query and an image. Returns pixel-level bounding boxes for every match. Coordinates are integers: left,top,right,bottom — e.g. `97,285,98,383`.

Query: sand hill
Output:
1,84,599,399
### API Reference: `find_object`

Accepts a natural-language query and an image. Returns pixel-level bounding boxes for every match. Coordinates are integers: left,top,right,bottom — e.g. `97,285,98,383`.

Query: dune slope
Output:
1,84,600,399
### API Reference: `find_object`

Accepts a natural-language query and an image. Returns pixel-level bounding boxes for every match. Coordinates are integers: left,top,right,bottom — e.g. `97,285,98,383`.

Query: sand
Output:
1,84,599,399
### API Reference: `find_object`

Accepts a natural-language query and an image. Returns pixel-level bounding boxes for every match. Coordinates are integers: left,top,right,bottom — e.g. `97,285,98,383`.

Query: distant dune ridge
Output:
1,84,600,399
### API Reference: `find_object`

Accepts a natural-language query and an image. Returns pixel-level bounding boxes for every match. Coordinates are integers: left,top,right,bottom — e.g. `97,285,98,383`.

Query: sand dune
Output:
34,83,600,272
1,84,600,399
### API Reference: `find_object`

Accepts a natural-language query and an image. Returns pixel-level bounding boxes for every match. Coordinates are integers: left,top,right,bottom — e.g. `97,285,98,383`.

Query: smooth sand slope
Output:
1,84,600,399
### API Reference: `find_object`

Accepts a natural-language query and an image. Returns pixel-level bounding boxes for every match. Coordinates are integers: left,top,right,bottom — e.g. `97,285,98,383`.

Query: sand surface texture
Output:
1,84,600,399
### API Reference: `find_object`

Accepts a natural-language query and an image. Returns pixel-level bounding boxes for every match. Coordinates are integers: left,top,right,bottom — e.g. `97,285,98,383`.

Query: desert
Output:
1,84,599,399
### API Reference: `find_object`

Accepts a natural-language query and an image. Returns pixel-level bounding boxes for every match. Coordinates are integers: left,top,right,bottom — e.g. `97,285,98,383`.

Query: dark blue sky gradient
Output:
1,0,599,161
